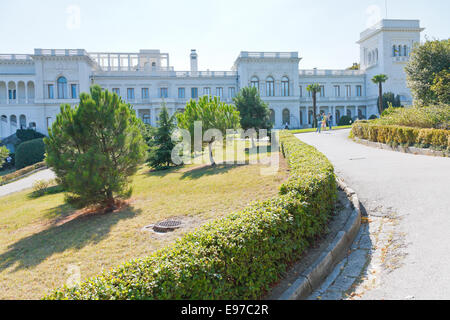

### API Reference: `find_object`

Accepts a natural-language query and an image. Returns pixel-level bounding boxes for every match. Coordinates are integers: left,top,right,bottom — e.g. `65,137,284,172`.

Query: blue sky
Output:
1,0,448,70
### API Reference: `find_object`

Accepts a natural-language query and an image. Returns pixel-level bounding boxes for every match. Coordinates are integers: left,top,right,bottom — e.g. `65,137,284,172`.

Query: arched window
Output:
19,115,26,129
404,45,408,57
270,109,275,124
282,109,290,125
250,76,259,90
281,76,289,96
57,76,68,99
266,77,274,97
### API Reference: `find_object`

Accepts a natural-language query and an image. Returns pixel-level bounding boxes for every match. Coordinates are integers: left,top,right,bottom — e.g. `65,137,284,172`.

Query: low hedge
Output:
352,121,450,151
0,161,46,186
45,132,336,300
15,138,45,169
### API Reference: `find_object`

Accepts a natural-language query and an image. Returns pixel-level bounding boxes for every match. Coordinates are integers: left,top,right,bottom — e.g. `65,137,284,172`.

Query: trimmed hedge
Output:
0,161,46,185
15,138,45,169
352,121,450,151
45,132,336,300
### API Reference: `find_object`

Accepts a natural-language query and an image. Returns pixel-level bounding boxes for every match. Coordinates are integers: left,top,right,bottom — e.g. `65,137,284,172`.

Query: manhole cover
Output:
144,219,183,233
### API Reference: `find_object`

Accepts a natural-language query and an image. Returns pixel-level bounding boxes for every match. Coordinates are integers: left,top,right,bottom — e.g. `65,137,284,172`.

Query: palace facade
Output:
0,19,424,140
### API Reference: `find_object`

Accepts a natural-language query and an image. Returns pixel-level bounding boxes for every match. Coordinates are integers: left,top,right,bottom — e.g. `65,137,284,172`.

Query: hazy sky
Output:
1,0,448,70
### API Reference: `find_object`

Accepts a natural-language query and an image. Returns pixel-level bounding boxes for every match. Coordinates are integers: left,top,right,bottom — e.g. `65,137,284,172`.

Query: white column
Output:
5,84,8,105
25,83,28,104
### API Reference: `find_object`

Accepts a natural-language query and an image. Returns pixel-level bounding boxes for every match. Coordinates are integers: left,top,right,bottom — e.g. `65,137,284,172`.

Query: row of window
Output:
299,85,363,98
111,86,236,100
47,77,78,99
393,45,409,57
250,76,290,97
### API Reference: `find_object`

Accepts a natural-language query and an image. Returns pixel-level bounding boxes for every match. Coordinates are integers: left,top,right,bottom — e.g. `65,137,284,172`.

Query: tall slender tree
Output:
147,104,177,169
233,86,272,148
372,74,389,115
307,83,321,127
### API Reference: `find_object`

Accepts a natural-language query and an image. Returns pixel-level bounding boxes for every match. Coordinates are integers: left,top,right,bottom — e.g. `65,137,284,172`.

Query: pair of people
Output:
316,113,333,133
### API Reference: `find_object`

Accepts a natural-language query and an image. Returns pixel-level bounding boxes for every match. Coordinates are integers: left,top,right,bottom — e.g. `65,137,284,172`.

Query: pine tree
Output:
147,104,177,169
44,85,148,209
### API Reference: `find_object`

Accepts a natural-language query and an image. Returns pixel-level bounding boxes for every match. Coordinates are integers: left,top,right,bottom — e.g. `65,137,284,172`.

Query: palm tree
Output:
307,83,321,127
371,74,389,115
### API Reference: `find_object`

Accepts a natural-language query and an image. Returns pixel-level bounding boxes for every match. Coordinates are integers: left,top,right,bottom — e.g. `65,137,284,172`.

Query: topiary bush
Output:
16,129,46,143
15,138,45,169
338,115,352,126
352,122,450,151
45,131,336,300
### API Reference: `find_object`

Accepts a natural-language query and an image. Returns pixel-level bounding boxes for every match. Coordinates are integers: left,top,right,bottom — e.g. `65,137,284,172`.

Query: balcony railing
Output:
34,49,87,56
299,96,367,102
392,56,409,63
0,54,33,61
238,51,298,59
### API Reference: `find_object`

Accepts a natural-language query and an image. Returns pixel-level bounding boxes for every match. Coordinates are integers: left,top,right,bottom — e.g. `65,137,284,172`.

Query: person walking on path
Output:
322,114,327,131
327,113,333,131
316,114,322,133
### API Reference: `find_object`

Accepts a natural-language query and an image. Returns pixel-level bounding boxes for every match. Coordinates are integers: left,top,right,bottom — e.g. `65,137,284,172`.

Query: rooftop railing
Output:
299,69,365,76
238,51,298,59
34,49,87,56
0,54,33,61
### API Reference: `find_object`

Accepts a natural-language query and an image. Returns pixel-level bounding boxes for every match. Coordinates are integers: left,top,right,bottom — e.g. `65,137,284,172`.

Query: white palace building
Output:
0,19,423,140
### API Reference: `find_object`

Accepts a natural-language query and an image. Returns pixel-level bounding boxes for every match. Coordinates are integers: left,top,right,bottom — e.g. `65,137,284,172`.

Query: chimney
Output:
190,49,198,73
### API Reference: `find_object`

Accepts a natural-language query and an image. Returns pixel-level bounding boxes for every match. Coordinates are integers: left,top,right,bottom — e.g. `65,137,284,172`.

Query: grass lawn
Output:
288,125,352,134
0,141,288,299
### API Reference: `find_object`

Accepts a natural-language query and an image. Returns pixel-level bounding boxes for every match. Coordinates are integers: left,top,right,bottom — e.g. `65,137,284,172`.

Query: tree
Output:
430,69,450,104
347,63,360,70
371,74,389,115
405,39,450,105
44,85,147,209
307,84,321,127
147,104,177,169
176,95,240,166
233,86,272,148
0,144,8,166
382,92,402,111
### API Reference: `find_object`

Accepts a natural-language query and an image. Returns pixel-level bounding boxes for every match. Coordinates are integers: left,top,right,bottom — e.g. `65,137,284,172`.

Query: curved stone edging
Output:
0,165,48,186
278,178,362,300
353,136,448,157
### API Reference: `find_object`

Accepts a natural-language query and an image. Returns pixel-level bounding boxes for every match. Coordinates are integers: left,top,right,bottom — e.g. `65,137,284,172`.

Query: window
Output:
203,87,211,96
282,109,290,125
346,85,351,97
141,88,149,99
319,85,325,97
48,85,54,99
216,87,223,98
250,76,259,90
356,85,362,97
57,76,68,99
228,87,235,98
191,87,198,99
178,87,185,99
281,77,289,96
143,114,151,125
299,86,303,97
71,84,77,99
404,45,408,57
127,88,135,100
266,77,274,97
8,89,16,100
160,88,168,98
334,85,340,97
270,109,275,124
112,88,120,95
393,45,397,57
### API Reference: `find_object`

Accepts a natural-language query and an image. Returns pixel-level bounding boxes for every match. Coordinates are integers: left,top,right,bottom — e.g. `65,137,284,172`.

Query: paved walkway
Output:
296,129,450,300
0,168,55,198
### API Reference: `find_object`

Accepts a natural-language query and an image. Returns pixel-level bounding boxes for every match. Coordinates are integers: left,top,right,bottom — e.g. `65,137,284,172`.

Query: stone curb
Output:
278,178,361,300
0,165,48,186
353,137,448,157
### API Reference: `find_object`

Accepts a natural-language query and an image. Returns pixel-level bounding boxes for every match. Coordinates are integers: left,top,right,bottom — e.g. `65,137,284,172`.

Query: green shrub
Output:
338,115,352,126
352,122,450,151
45,132,336,300
32,179,50,196
16,129,46,143
15,138,45,169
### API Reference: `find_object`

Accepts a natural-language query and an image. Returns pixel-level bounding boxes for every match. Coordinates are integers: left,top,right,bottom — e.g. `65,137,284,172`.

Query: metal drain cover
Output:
144,219,183,233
